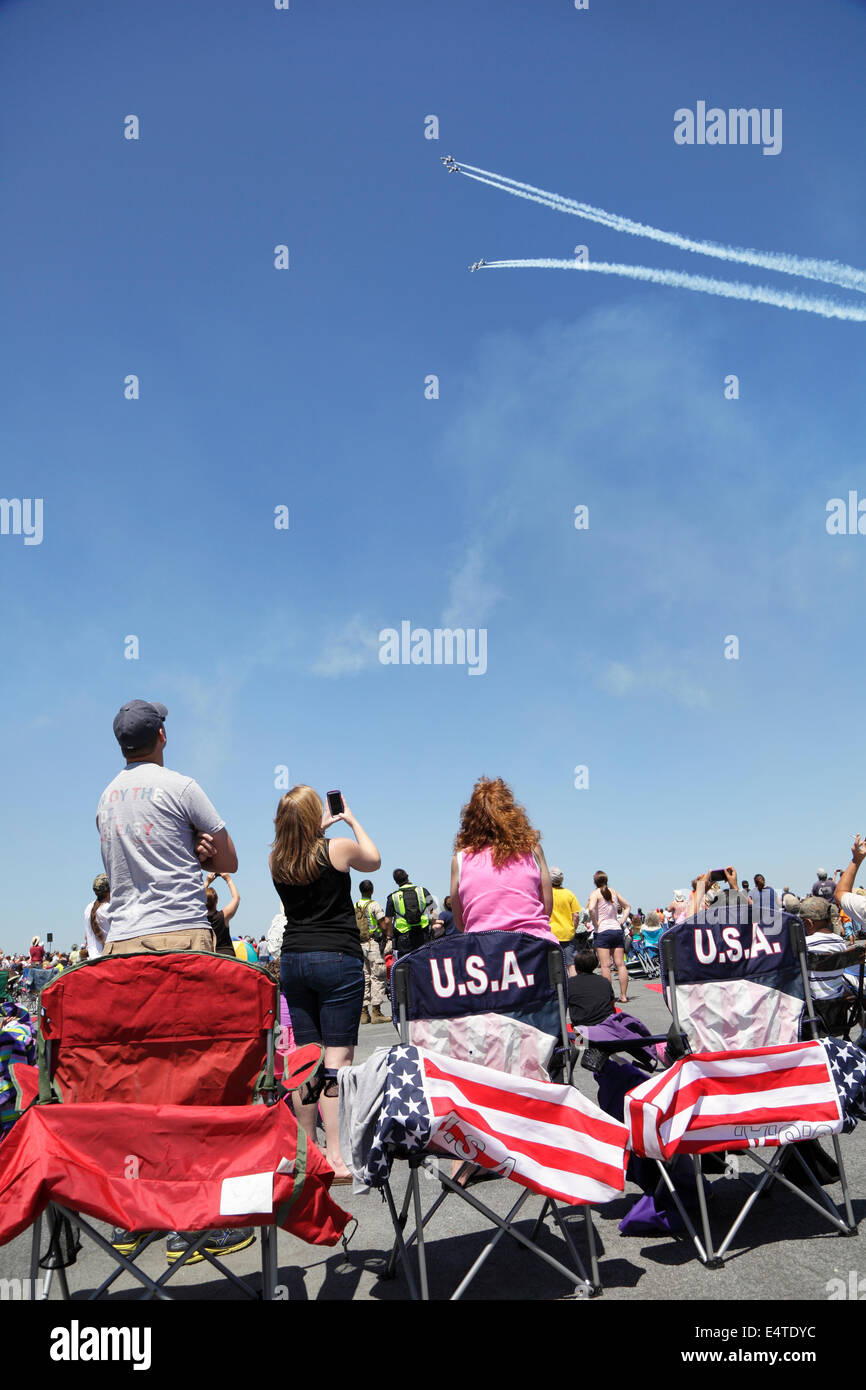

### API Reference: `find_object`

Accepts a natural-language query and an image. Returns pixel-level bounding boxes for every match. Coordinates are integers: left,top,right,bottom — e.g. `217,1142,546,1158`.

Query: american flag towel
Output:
822,1035,866,1133
625,1040,844,1161
361,1045,629,1206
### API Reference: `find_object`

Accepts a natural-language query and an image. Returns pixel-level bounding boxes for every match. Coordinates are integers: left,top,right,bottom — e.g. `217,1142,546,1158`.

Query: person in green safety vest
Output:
384,868,436,959
355,879,391,1024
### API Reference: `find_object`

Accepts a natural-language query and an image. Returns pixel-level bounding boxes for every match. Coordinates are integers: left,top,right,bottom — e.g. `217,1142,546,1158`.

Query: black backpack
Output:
393,884,427,927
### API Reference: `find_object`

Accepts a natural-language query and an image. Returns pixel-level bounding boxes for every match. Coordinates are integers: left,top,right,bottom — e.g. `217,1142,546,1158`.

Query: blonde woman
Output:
270,786,380,1183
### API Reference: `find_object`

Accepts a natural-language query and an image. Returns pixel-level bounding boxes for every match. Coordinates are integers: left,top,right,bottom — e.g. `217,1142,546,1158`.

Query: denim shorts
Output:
560,940,577,970
280,951,365,1048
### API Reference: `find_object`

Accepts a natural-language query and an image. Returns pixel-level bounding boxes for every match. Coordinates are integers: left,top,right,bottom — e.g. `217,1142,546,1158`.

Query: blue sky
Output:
3,0,866,950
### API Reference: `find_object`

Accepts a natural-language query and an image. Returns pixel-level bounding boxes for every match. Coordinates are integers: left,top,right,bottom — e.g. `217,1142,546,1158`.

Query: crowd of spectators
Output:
4,698,866,1229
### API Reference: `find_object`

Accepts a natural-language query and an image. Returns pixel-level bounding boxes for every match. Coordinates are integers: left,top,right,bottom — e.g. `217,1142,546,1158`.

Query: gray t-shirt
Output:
97,763,225,941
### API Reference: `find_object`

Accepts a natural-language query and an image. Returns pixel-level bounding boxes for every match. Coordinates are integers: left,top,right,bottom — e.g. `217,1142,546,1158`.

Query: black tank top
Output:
273,840,362,960
207,909,235,959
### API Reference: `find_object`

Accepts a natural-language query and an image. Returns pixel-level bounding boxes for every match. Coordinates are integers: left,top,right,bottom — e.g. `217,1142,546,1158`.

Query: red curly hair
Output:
453,777,540,868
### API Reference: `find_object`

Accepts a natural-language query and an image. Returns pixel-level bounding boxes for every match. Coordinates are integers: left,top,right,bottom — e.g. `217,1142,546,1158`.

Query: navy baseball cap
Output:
113,700,167,754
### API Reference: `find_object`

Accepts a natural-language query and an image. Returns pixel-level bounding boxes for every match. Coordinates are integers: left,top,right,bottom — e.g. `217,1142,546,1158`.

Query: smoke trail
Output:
458,164,866,295
481,258,866,323
460,168,621,230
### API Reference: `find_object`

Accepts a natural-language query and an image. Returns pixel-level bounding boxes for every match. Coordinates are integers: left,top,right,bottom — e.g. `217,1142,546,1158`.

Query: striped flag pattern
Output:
419,1048,629,1206
625,1041,844,1161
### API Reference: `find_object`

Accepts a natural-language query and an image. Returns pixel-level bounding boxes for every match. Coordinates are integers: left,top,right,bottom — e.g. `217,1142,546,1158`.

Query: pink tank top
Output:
458,848,556,940
593,891,620,930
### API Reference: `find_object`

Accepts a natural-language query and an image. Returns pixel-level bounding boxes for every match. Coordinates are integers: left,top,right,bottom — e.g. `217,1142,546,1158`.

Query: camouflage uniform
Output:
356,897,388,1014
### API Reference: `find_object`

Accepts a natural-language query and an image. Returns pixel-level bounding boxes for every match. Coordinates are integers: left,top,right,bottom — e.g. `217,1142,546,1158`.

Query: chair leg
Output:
88,1233,164,1301
383,1176,415,1280
29,1212,42,1297
743,1147,854,1234
147,1244,260,1301
55,1261,71,1301
545,1200,595,1288
528,1197,549,1244
450,1187,533,1300
714,1149,784,1258
382,1182,420,1300
50,1205,174,1300
261,1227,279,1300
583,1207,601,1291
831,1134,857,1232
399,1159,465,1259
39,1206,73,1299
691,1155,721,1269
435,1171,593,1295
653,1161,711,1265
410,1165,429,1301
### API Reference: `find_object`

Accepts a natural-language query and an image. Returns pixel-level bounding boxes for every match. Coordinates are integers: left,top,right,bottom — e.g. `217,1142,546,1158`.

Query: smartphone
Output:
708,869,728,883
326,790,345,816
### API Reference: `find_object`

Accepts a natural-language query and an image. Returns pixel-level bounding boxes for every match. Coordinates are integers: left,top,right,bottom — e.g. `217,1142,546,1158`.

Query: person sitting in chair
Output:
449,777,557,944
567,950,616,1028
801,896,860,1038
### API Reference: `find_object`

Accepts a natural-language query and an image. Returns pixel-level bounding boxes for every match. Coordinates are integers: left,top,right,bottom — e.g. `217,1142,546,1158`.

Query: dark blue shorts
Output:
593,929,625,953
280,951,365,1048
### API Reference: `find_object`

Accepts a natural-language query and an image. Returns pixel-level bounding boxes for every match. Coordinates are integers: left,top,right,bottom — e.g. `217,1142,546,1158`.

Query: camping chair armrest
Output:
579,1033,683,1051
808,947,866,972
576,1032,688,1065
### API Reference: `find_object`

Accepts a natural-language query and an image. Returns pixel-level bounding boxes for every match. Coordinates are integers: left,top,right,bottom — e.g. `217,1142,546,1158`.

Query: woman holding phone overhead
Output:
270,785,380,1183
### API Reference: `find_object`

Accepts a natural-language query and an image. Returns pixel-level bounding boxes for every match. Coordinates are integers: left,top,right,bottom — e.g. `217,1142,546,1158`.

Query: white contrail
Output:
481,258,866,323
458,164,866,294
460,168,622,230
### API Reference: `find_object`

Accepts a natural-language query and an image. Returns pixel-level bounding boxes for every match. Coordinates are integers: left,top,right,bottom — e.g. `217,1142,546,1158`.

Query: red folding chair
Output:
0,951,349,1299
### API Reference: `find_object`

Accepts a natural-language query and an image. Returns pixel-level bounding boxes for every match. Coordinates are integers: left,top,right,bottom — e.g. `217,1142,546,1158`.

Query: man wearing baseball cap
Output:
97,700,237,955
98,701,250,1264
801,896,857,1037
